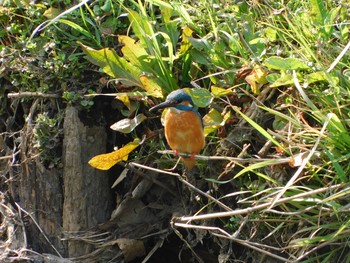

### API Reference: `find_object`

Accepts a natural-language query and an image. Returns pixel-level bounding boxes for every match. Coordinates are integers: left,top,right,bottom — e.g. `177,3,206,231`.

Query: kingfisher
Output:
150,89,205,172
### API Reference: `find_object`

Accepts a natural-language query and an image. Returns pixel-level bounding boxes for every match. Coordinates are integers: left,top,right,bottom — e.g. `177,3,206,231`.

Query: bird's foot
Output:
174,150,179,156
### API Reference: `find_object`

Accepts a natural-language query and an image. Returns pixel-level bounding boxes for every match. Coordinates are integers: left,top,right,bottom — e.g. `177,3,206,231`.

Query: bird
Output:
149,89,205,172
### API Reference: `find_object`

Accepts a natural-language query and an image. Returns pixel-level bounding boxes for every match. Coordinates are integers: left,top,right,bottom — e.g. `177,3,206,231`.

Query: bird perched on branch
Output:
150,89,205,172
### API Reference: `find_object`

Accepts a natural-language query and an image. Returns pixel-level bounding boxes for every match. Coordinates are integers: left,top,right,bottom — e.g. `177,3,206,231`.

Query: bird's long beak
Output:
149,100,176,112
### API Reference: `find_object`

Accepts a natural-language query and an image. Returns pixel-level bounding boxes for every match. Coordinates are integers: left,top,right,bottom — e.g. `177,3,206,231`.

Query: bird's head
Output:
149,89,195,112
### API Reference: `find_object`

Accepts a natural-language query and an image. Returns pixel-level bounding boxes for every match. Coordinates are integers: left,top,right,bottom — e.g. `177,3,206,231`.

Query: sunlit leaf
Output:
43,7,61,18
305,71,338,84
211,86,233,97
116,94,131,110
264,56,310,70
88,140,140,170
245,66,268,94
265,27,277,42
110,114,147,134
269,73,295,87
139,74,164,98
79,42,141,82
179,26,193,56
185,88,213,108
119,35,149,67
203,109,230,136
310,0,326,25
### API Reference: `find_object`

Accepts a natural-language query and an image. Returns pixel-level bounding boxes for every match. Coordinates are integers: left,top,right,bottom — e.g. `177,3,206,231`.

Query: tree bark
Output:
62,106,111,257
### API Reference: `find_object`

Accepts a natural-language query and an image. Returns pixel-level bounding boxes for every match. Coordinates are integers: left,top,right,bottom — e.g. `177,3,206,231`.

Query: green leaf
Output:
79,42,141,82
305,71,328,84
203,108,230,136
185,88,213,108
269,73,295,87
264,56,310,70
265,27,277,42
310,0,326,25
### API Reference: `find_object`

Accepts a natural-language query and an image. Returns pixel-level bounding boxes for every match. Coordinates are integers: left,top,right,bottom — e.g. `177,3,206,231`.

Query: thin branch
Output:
176,184,342,222
157,150,291,165
7,92,60,99
15,203,63,258
269,75,333,209
173,222,294,262
129,162,233,212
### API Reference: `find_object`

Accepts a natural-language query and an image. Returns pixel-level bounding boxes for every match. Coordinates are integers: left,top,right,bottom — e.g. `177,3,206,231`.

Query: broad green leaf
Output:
203,108,223,125
310,0,326,25
264,56,310,70
79,42,141,83
187,37,212,51
305,71,338,86
185,88,213,108
324,6,341,36
43,7,61,18
190,49,211,65
266,73,280,83
110,114,147,134
88,140,140,170
269,73,295,87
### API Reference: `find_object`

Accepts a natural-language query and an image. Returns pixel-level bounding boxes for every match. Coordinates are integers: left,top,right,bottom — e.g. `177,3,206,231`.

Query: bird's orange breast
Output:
164,108,205,170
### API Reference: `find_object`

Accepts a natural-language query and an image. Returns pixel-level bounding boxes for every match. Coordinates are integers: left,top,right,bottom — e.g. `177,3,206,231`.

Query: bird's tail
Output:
182,157,196,172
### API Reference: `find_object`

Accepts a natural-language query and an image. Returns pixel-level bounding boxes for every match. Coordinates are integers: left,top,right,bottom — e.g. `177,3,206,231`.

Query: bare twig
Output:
268,74,333,209
15,203,63,258
157,150,291,165
173,222,294,262
7,92,60,99
175,184,342,222
129,162,233,212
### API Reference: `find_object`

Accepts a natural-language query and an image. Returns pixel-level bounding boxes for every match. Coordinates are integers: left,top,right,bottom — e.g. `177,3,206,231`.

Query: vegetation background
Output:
1,0,350,262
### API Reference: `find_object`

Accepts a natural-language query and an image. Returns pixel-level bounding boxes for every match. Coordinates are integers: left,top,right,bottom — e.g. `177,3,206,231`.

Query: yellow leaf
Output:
139,74,164,98
115,94,131,109
245,66,268,94
179,26,193,55
88,141,140,170
119,35,148,67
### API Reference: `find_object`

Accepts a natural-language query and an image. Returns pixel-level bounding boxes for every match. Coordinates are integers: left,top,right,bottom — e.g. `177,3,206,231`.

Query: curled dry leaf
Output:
116,238,146,262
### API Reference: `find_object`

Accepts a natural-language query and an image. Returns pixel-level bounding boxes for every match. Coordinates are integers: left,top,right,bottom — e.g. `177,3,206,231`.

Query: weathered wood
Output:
16,123,65,256
62,106,111,257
